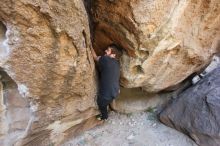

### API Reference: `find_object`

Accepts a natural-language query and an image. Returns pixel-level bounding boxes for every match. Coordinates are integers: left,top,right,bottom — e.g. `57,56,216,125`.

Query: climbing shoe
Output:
96,114,102,121
96,114,108,122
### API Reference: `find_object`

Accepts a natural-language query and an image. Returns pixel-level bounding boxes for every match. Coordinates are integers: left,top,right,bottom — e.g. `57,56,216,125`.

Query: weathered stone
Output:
159,65,220,146
0,0,98,145
111,87,170,113
92,0,220,92
112,77,192,114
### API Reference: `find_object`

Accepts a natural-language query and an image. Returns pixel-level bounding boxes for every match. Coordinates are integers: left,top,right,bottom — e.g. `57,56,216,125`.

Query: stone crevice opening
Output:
0,68,31,145
83,1,166,114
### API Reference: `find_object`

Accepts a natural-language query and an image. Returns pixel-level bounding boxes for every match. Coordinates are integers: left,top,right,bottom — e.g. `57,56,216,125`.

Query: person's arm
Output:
91,47,100,62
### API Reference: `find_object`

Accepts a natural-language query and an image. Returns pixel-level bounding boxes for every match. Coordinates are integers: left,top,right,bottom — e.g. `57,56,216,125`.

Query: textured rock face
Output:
111,87,170,113
159,65,220,146
0,0,98,145
112,78,191,114
92,0,220,92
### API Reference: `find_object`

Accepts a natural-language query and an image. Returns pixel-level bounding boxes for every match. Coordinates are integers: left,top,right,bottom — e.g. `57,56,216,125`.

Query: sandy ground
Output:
62,111,197,146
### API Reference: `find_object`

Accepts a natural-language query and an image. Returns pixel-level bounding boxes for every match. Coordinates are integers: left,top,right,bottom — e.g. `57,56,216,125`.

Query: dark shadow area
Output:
0,21,6,40
83,0,95,44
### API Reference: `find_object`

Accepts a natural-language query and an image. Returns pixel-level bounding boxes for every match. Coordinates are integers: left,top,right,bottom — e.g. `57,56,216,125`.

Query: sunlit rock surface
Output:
92,0,220,92
0,0,98,145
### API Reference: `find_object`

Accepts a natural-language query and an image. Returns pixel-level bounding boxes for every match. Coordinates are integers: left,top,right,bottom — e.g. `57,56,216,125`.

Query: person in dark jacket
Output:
91,44,122,121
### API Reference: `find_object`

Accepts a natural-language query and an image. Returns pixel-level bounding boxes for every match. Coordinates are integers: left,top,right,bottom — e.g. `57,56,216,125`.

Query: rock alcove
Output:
90,0,220,113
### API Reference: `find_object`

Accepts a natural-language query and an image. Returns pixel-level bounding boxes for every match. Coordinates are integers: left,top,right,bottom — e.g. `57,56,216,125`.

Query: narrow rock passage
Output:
62,112,197,146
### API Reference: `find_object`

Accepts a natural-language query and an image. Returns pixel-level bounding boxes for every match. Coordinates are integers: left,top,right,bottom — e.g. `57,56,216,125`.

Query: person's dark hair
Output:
107,43,123,60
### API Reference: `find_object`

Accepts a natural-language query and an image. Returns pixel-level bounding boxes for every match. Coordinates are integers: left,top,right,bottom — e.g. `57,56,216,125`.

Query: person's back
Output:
91,43,122,121
98,55,120,100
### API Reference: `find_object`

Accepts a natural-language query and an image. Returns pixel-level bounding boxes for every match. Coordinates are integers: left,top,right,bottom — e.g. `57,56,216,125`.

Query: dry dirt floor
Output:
62,111,197,146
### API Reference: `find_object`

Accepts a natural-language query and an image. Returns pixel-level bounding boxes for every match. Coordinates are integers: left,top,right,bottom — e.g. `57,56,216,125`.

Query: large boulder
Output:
92,0,220,92
0,0,98,145
159,64,220,146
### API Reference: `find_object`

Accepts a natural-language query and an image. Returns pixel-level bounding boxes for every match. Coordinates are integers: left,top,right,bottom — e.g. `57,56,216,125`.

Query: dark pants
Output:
97,96,112,119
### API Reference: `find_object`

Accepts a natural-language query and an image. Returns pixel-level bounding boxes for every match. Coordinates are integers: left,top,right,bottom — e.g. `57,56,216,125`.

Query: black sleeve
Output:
98,56,104,71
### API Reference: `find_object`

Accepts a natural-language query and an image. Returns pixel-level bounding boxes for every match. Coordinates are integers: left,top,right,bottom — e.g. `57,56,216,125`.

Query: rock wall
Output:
159,64,220,146
92,0,220,92
0,0,98,145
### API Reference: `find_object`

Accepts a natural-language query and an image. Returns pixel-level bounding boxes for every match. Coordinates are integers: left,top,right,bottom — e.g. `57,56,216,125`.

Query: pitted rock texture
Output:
92,0,220,92
0,0,98,145
159,65,220,146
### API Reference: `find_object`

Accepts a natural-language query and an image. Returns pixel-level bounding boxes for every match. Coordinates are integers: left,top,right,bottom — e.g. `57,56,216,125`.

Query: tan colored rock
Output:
92,0,220,92
111,87,169,114
112,78,191,114
0,0,98,145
